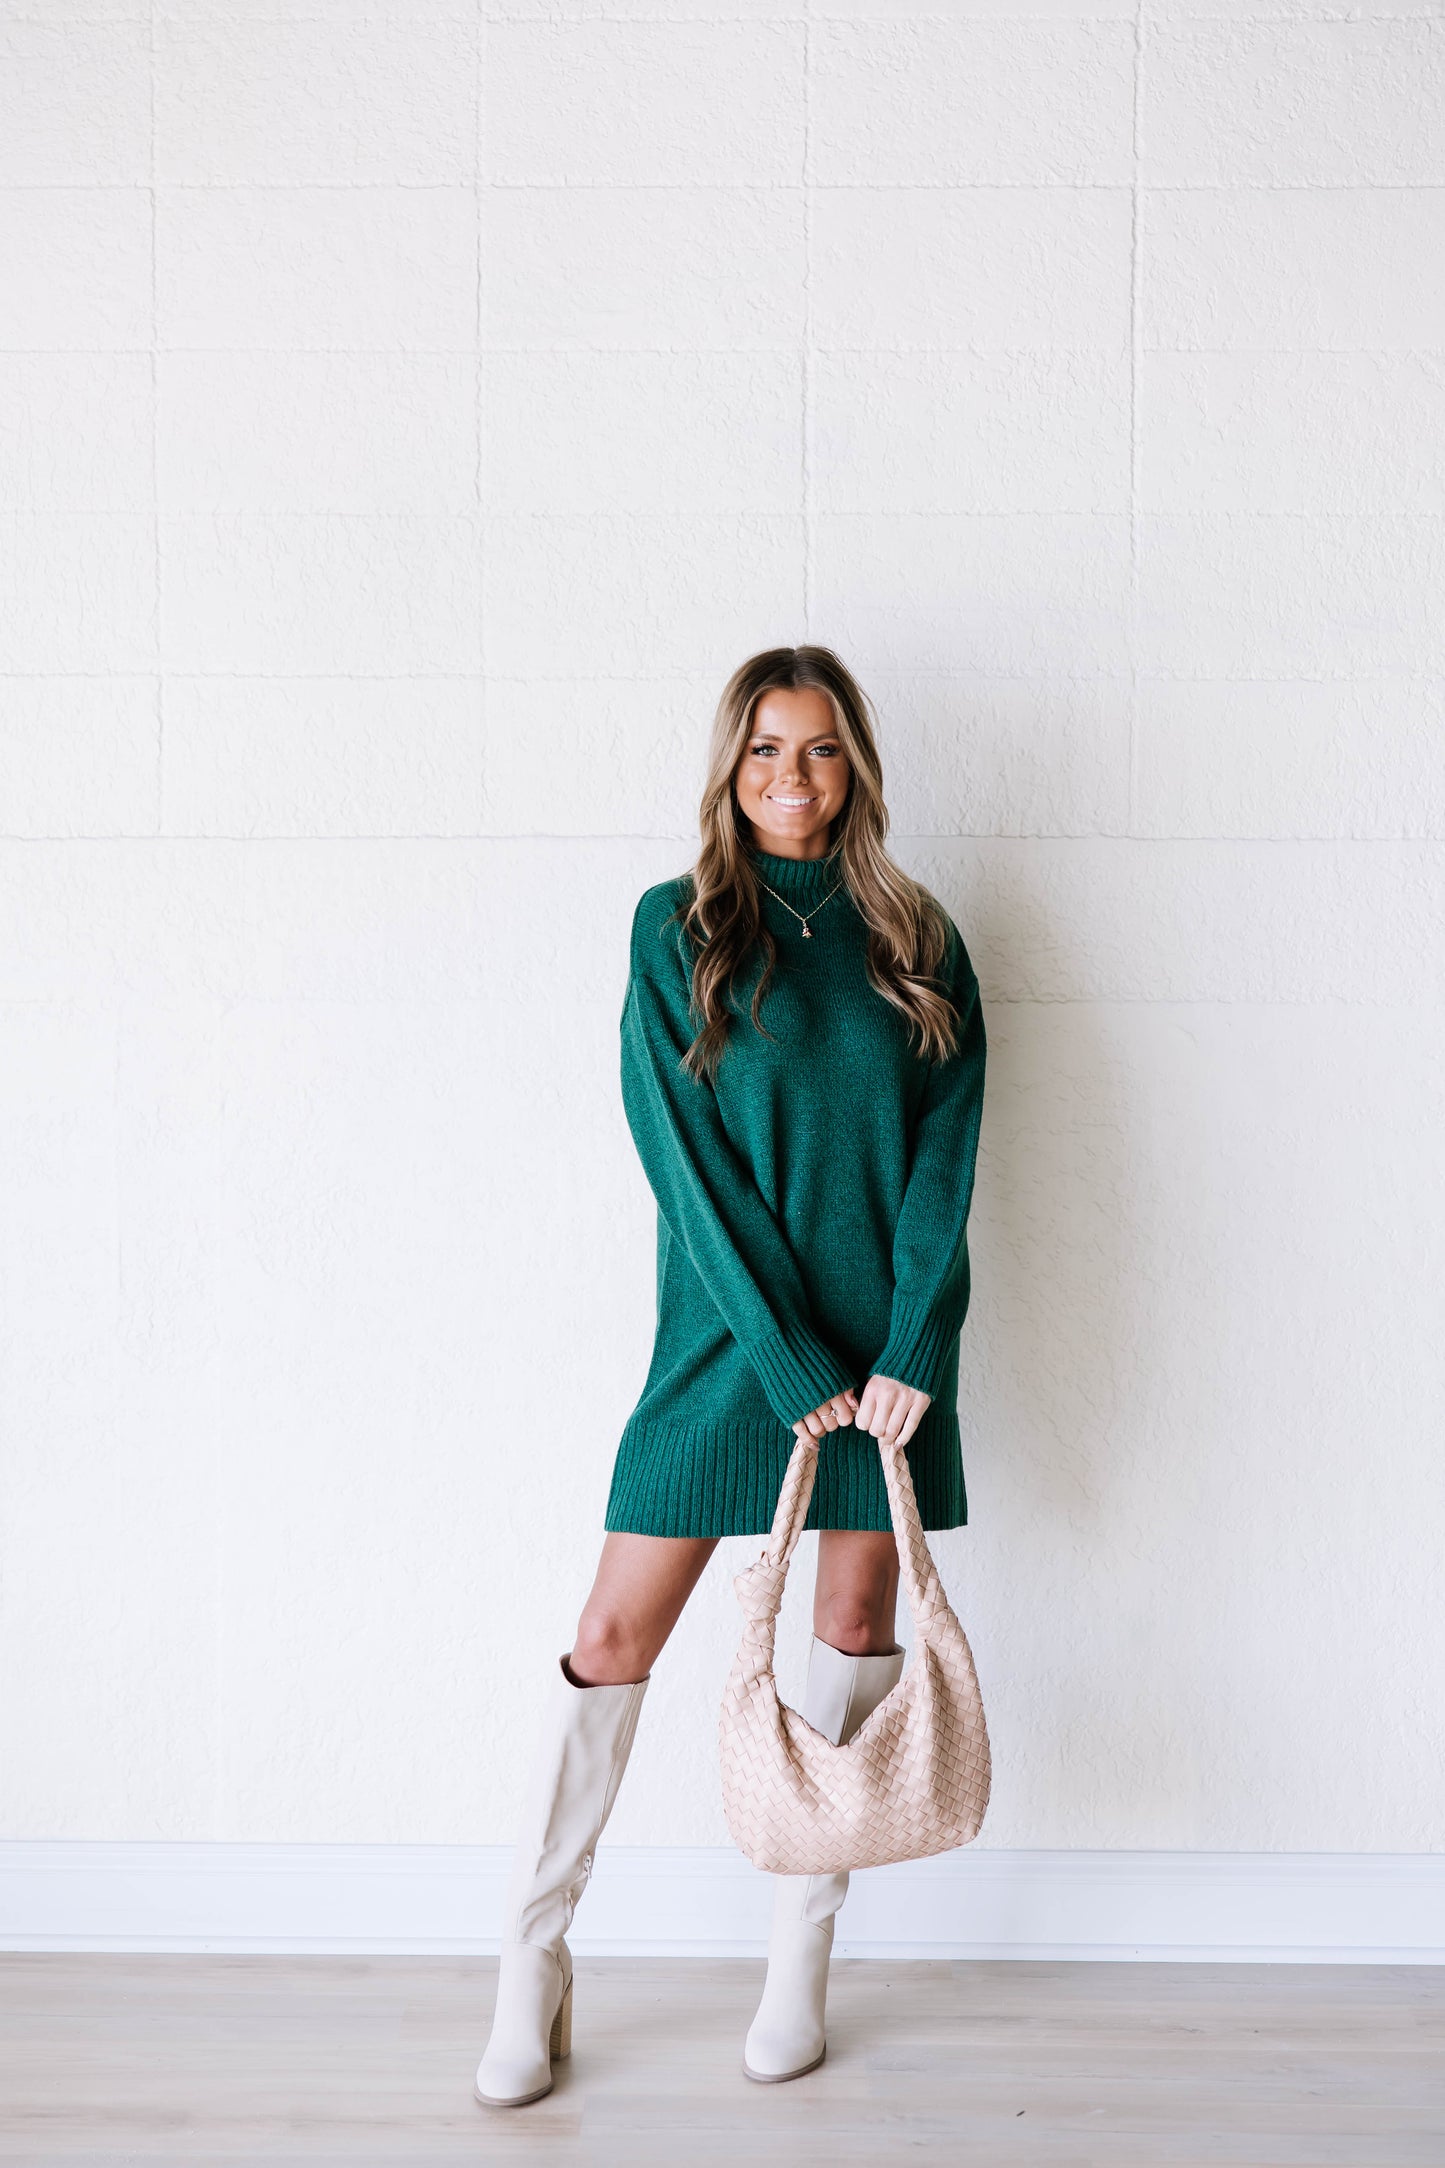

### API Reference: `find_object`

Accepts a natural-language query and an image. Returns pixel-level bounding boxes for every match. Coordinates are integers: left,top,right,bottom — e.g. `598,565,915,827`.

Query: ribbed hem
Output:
743,1320,857,1429
603,1412,967,1536
873,1296,959,1402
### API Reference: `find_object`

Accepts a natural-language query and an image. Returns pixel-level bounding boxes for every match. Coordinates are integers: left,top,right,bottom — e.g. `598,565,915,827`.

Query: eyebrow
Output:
749,730,840,741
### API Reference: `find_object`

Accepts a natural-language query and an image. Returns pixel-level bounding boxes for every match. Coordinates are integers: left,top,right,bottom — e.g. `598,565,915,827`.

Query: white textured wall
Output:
2,2,1442,1861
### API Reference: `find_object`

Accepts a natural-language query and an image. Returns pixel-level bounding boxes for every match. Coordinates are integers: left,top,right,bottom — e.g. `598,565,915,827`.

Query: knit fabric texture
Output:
603,844,988,1538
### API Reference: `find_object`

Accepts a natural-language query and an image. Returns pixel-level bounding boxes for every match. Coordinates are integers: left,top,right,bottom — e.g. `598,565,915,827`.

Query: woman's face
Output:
732,687,852,860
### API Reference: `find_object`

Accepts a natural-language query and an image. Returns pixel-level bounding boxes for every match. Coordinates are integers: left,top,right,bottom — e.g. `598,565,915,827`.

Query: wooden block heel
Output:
550,1975,573,2061
474,1947,575,2107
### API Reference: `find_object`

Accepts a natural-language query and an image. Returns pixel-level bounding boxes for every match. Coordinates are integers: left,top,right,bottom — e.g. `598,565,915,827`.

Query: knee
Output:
569,1605,652,1687
813,1592,895,1659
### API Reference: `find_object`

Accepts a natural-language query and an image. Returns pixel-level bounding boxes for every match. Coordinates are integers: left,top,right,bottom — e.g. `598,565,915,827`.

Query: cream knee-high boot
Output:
474,1653,650,2108
741,1633,905,2083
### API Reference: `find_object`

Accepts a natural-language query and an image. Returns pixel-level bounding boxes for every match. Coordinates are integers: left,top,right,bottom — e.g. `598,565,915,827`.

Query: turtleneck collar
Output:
743,840,847,908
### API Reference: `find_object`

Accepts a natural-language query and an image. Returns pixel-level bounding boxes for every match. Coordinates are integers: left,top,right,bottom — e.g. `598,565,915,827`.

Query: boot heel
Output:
550,1974,573,2061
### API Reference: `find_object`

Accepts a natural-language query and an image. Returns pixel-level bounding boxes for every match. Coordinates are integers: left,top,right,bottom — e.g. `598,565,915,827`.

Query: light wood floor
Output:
1,1954,1442,2166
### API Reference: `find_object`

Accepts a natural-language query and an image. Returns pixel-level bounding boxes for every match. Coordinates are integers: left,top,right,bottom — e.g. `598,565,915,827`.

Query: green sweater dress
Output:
603,844,987,1539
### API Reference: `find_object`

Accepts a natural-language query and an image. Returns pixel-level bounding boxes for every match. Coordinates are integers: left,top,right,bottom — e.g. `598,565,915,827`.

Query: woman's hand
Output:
792,1387,859,1441
855,1374,931,1448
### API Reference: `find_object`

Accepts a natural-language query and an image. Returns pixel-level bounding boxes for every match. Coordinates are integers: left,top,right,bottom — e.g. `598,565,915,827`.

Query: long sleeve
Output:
871,923,987,1401
620,905,856,1431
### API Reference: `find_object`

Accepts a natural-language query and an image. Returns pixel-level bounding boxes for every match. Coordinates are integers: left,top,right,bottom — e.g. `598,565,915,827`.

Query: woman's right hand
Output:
793,1388,859,1441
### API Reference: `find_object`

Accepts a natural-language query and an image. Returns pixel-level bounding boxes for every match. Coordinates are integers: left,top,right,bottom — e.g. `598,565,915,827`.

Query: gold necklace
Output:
752,849,846,939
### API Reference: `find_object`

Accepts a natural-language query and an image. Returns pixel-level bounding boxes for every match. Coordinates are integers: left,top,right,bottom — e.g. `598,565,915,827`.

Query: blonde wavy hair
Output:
666,646,966,1082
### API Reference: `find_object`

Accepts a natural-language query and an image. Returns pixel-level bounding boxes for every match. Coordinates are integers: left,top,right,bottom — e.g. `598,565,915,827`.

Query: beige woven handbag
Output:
718,1433,991,1875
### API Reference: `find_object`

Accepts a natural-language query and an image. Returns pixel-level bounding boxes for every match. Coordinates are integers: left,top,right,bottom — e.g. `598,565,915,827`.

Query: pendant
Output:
801,923,812,938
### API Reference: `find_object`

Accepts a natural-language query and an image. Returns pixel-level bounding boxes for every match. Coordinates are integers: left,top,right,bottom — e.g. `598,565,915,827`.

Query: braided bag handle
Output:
718,1434,991,1875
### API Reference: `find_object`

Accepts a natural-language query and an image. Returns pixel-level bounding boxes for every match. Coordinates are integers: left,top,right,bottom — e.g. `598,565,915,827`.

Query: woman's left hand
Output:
855,1374,931,1448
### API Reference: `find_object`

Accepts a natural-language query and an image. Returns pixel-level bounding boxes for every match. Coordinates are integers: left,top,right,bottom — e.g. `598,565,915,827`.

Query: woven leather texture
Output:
718,1435,992,1875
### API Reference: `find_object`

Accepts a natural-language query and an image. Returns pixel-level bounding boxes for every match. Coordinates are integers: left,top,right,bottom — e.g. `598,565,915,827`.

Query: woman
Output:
475,645,987,2107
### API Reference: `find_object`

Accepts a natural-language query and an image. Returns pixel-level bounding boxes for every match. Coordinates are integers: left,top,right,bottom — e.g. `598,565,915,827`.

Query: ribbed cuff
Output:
743,1320,856,1429
872,1296,957,1401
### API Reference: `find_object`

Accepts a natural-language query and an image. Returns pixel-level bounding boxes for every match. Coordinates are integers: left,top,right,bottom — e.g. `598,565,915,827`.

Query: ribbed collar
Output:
744,842,847,910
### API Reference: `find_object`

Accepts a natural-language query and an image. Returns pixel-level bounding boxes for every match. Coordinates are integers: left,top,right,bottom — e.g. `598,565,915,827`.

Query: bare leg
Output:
567,1525,899,1683
813,1529,900,1655
567,1531,720,1685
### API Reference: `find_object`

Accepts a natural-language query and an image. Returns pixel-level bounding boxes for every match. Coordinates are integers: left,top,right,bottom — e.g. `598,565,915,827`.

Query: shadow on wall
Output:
916,810,1243,1842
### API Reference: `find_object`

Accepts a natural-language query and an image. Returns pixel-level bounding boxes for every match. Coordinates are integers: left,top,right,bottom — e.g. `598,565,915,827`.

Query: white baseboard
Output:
3,1844,1443,1962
